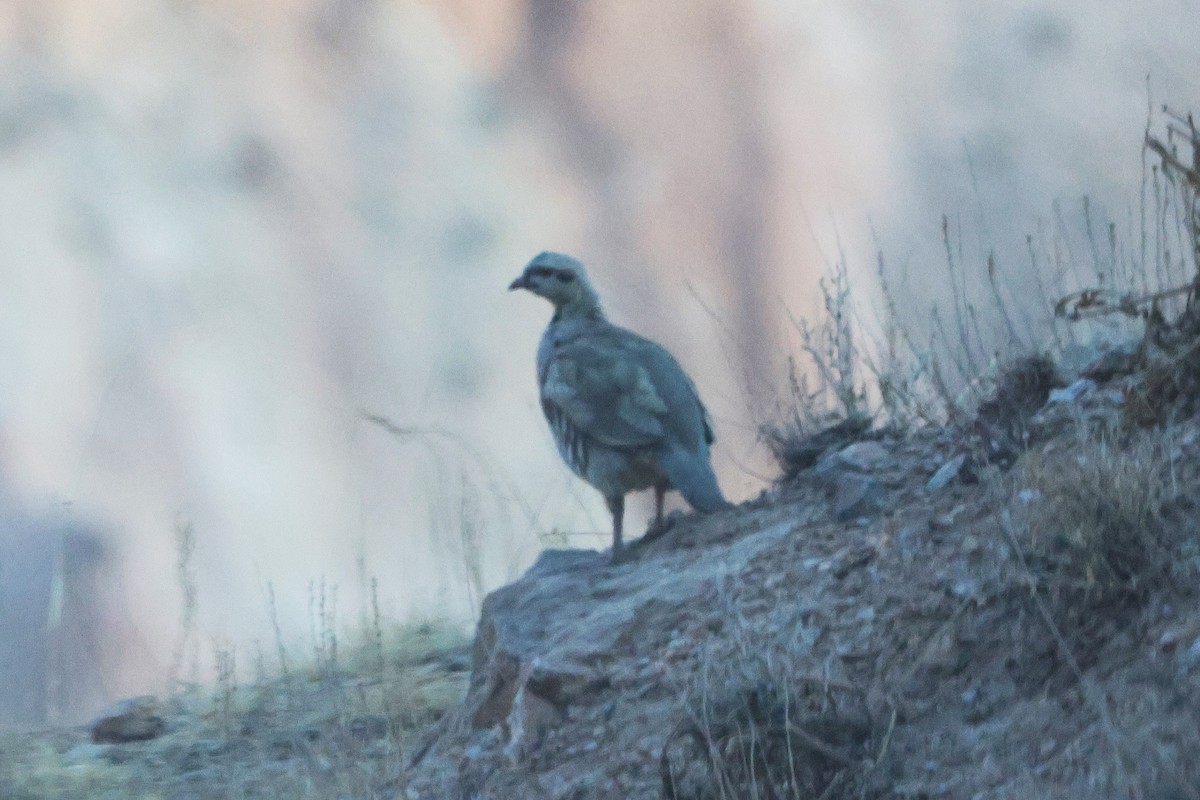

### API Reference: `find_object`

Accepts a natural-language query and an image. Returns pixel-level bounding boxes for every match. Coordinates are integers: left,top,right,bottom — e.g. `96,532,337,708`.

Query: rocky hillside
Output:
402,327,1200,798
5,315,1200,800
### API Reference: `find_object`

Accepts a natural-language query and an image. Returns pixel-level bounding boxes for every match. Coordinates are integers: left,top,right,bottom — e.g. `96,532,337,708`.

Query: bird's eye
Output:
530,267,552,279
554,271,575,283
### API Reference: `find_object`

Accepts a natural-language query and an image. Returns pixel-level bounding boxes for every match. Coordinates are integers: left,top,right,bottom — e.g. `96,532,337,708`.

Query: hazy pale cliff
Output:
0,0,1195,721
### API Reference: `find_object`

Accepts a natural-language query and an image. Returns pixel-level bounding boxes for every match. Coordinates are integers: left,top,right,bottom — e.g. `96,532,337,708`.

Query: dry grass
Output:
0,408,523,800
1007,430,1194,636
0,738,151,800
0,610,468,800
986,425,1200,798
661,591,886,800
661,678,877,800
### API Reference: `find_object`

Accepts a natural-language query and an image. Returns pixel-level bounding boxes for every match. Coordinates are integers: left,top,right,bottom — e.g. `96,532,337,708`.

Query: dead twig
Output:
1145,137,1200,191
1054,281,1197,321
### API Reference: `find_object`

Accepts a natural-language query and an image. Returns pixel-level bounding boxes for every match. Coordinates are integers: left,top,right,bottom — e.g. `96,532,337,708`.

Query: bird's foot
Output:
642,510,682,543
610,544,633,565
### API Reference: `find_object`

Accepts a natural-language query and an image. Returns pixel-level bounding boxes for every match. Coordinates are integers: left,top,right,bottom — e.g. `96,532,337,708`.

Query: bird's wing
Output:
615,330,714,452
699,396,717,446
540,333,671,449
678,370,717,446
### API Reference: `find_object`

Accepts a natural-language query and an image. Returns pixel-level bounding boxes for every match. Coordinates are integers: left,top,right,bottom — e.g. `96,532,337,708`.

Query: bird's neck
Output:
552,292,605,324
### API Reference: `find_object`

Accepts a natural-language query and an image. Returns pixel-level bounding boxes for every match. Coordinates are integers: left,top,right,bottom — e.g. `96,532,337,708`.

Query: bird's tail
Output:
660,446,733,513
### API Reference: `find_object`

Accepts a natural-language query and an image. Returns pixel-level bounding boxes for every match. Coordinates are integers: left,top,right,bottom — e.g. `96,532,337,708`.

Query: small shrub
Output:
969,352,1060,469
761,410,873,481
763,250,880,482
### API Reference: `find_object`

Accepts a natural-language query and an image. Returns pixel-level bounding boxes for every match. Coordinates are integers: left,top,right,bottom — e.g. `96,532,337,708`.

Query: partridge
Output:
509,251,731,561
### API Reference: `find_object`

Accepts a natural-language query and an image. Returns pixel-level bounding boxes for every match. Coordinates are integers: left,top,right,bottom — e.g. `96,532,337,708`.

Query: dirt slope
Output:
404,366,1200,799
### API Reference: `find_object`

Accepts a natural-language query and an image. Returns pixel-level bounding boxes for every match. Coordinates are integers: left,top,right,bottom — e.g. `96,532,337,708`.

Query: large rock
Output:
89,695,166,743
831,472,885,520
824,441,890,473
407,520,795,795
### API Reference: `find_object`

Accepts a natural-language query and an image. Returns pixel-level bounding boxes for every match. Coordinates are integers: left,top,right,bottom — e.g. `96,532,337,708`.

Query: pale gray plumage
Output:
509,251,731,561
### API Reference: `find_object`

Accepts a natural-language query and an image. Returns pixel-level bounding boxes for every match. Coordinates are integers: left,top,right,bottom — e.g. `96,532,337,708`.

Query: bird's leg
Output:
642,483,673,544
606,494,625,562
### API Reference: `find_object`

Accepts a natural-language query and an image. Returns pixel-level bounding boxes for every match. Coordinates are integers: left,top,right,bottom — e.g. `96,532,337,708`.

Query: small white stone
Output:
1047,378,1097,404
927,454,966,491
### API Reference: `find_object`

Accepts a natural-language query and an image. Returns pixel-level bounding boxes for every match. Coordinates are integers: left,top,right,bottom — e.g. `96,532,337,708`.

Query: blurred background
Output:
0,0,1195,724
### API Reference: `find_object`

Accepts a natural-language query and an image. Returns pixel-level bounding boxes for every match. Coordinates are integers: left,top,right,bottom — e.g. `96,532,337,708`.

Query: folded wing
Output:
545,324,714,439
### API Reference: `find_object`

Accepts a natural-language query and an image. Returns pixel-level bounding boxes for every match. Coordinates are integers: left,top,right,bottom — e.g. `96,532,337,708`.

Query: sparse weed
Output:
212,641,238,738
768,106,1198,486
168,520,199,690
364,414,537,611
308,577,340,681
763,253,880,477
265,580,294,708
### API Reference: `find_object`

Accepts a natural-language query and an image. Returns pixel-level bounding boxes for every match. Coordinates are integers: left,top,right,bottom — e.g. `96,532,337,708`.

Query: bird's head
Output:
508,251,601,316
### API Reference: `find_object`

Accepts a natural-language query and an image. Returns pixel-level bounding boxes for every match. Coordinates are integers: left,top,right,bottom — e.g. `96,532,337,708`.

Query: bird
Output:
509,251,732,562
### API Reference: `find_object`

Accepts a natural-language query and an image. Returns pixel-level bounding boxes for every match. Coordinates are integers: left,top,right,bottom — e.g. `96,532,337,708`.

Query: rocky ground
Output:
6,323,1200,800
403,323,1200,799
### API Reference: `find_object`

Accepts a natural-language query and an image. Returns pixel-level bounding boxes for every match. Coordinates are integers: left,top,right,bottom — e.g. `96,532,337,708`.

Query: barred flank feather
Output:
543,402,589,476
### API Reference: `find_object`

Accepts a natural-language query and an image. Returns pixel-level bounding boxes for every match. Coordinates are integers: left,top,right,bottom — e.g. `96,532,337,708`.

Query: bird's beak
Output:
508,274,527,291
